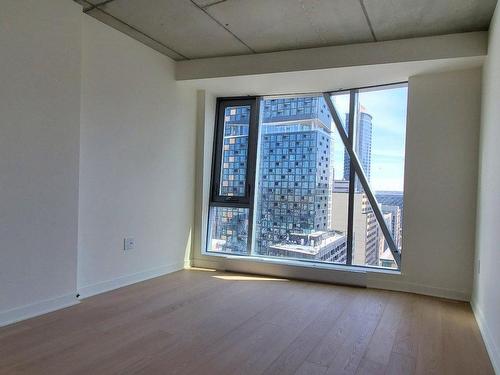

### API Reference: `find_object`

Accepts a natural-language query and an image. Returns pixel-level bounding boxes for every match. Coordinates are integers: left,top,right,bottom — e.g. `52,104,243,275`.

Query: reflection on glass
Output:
208,207,249,255
253,96,348,264
219,106,250,197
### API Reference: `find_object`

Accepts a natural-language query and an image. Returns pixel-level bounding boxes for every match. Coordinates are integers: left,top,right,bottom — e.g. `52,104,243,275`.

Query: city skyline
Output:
331,86,407,192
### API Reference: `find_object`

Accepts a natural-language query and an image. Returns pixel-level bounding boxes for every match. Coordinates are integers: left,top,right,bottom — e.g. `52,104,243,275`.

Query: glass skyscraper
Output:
343,105,373,190
255,97,346,263
209,105,251,255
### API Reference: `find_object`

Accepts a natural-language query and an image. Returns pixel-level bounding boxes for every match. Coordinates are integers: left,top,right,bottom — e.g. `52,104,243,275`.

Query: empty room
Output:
1,0,499,374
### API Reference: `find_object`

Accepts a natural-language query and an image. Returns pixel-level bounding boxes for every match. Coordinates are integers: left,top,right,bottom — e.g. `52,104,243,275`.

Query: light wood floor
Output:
0,269,494,375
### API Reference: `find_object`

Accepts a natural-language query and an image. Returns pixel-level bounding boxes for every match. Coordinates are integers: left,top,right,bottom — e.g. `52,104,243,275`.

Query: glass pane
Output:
376,191,403,252
207,206,249,255
253,95,348,264
219,105,250,197
351,177,398,269
330,91,350,132
352,85,407,254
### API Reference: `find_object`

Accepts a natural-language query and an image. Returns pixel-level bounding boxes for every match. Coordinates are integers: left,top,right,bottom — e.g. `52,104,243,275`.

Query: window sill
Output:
201,251,401,277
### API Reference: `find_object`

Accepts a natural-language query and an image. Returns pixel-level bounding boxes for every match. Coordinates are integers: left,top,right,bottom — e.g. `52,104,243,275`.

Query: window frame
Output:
206,84,406,270
210,97,260,207
208,97,260,255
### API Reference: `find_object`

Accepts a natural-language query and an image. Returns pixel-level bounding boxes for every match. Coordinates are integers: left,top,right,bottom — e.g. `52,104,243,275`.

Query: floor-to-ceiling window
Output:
206,83,407,270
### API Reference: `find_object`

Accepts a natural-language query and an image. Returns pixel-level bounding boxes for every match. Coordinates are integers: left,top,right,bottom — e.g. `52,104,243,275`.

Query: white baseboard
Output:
471,300,500,374
77,261,185,299
0,293,79,328
367,276,470,301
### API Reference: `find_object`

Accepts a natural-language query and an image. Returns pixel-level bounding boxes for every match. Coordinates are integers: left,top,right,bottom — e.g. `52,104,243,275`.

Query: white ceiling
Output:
75,0,497,61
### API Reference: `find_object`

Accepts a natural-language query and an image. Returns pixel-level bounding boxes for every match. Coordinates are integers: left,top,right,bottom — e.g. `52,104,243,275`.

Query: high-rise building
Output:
376,191,404,222
331,184,381,266
209,207,248,254
381,204,402,250
255,96,346,262
211,96,350,262
220,105,250,197
343,105,373,191
209,105,251,254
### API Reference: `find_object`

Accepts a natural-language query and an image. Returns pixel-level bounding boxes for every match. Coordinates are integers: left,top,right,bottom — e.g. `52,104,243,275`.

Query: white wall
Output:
0,0,81,324
369,68,482,301
78,16,197,297
473,3,500,373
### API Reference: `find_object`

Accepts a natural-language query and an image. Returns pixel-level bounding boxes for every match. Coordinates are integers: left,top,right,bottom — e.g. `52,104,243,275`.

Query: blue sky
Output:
331,86,408,192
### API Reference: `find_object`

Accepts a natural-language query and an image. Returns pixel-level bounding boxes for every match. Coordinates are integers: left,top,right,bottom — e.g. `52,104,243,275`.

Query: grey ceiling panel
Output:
75,0,498,61
83,0,114,5
204,0,374,53
192,0,227,7
98,0,252,59
74,0,94,11
84,0,121,5
364,0,497,40
86,8,186,60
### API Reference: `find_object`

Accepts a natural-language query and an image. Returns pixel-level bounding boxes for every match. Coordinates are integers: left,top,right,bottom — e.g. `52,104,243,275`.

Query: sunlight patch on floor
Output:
187,267,217,272
212,275,288,282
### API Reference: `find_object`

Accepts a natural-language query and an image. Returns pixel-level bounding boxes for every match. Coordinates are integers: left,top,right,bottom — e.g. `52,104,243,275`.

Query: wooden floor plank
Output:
386,352,416,375
261,288,352,375
306,289,368,367
362,291,405,366
415,296,443,375
324,290,388,375
355,358,385,375
0,269,494,375
294,361,328,375
441,300,495,375
392,293,420,359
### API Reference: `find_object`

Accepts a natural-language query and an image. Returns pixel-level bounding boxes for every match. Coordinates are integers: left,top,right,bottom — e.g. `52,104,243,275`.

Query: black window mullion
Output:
245,98,260,254
346,90,358,266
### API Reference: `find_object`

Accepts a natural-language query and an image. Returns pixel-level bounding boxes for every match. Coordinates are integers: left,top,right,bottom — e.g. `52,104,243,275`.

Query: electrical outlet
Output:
124,237,135,251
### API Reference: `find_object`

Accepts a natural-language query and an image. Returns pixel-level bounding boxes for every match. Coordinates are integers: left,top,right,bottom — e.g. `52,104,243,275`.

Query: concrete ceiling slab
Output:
364,0,497,40
86,8,186,60
97,0,252,59
74,0,94,11
74,0,498,61
192,0,227,7
204,0,374,53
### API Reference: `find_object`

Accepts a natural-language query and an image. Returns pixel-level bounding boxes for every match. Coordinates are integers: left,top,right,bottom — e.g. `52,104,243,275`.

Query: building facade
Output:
255,96,347,262
381,204,402,250
343,105,373,191
331,185,381,266
219,105,250,197
209,105,251,254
